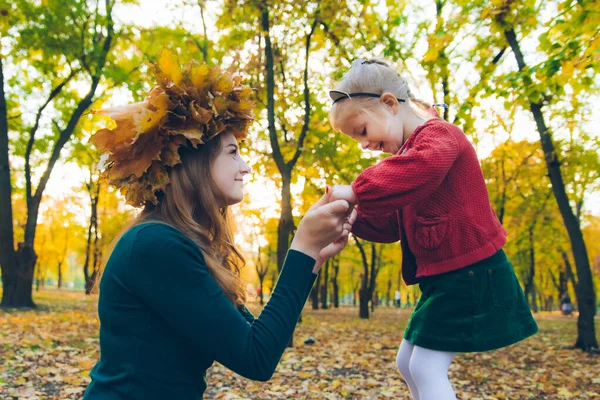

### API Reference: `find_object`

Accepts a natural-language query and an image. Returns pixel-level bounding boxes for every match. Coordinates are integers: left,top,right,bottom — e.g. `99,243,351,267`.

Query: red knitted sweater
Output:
351,118,507,285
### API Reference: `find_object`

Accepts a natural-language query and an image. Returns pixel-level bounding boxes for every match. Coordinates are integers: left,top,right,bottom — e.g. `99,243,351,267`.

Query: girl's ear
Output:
380,92,399,115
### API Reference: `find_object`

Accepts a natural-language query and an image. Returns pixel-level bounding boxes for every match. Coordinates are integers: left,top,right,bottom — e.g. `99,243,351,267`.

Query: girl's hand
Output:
330,185,357,210
290,188,350,262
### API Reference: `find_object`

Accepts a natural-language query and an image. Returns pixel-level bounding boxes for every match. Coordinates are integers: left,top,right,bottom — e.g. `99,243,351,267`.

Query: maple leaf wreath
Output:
90,50,255,208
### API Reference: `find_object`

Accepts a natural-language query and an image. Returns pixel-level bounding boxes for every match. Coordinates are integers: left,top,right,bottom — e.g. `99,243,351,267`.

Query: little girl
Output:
327,59,538,400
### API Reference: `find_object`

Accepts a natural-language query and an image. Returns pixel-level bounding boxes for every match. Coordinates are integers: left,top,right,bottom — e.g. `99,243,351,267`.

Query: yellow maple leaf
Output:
109,132,163,180
213,74,234,93
191,104,213,125
160,139,184,167
191,64,210,89
135,90,170,134
178,128,205,148
91,102,145,151
212,97,230,115
147,162,170,192
230,99,255,114
157,49,182,85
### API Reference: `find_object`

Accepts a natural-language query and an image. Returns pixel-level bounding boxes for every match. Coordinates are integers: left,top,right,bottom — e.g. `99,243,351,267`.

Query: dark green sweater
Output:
84,222,317,400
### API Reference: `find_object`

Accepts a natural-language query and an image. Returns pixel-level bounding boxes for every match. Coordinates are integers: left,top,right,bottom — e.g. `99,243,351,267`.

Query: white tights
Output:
396,340,457,400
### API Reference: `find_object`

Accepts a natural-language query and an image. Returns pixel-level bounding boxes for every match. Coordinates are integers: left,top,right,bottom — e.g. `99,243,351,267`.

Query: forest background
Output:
1,0,599,398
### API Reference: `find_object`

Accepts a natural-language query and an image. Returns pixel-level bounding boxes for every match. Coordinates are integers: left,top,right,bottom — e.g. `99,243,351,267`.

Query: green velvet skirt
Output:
404,249,538,352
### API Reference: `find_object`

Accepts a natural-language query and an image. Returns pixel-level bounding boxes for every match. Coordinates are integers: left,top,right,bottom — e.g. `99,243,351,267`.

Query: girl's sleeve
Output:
351,208,399,243
351,124,460,216
126,224,317,382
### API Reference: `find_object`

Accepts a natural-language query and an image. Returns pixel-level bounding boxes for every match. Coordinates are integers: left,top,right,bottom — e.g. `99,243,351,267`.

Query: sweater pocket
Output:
414,215,452,250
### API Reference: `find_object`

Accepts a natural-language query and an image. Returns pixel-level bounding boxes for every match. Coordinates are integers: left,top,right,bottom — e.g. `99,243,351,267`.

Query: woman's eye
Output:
230,149,237,155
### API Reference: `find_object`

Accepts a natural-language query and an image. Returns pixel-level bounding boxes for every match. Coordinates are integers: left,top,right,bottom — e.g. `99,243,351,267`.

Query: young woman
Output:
84,58,356,400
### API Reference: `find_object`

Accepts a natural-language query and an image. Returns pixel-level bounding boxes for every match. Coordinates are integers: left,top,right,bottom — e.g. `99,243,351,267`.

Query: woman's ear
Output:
380,92,399,115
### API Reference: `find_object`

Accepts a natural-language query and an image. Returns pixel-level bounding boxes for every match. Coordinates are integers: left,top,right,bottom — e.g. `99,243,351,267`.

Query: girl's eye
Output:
361,128,367,136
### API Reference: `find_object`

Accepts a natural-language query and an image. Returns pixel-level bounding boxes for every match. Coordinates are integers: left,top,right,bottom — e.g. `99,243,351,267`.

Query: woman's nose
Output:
240,159,252,175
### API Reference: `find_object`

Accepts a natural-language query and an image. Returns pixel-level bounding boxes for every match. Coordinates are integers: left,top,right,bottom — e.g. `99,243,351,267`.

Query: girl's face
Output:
333,98,406,155
211,132,251,207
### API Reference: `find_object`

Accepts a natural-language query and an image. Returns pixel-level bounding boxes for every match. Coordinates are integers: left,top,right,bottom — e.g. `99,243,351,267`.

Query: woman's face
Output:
211,132,251,207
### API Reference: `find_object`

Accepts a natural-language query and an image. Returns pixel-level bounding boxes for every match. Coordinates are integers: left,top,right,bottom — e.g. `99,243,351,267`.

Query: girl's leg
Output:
409,345,457,400
396,340,420,400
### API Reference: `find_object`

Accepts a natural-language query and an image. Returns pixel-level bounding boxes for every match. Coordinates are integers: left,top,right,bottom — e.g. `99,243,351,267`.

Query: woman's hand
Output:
290,187,350,263
312,207,357,273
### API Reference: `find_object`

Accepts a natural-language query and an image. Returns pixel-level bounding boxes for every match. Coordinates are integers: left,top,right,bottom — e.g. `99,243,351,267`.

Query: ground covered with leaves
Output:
0,291,598,399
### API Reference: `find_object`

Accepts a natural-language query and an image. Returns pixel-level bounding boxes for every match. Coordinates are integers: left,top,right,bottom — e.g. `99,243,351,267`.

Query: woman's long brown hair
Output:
109,134,247,305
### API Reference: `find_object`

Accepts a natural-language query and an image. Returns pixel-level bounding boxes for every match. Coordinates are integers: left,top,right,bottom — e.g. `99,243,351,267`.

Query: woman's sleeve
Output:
351,124,460,216
237,306,256,324
126,225,317,382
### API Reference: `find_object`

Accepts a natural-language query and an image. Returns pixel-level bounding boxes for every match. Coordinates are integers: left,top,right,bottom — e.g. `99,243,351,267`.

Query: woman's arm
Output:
126,225,317,382
237,306,256,324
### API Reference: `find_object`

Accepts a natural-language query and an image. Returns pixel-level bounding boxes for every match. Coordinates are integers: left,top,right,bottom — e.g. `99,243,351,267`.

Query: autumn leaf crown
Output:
91,50,255,207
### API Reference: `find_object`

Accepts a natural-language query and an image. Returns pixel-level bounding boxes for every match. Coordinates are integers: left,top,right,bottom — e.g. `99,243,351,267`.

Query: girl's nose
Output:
361,141,369,150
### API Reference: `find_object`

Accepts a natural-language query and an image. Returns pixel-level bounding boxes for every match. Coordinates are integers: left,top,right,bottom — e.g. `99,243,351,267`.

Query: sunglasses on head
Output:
328,90,406,105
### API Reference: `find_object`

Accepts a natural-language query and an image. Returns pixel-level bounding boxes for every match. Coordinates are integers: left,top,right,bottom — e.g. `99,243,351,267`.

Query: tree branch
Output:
25,68,78,207
290,12,319,168
197,0,209,62
260,0,285,172
24,0,115,246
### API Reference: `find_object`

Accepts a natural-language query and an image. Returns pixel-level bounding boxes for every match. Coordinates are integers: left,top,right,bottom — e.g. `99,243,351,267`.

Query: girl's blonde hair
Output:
330,58,435,129
107,133,247,305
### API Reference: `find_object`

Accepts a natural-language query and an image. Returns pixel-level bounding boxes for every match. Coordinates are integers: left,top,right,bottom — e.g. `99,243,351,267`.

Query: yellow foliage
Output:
1,294,598,399
157,49,182,85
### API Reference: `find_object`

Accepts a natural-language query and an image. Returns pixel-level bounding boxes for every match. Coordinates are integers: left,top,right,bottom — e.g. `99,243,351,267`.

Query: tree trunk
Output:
35,262,41,292
502,24,597,350
359,284,369,319
1,245,37,308
88,207,102,295
310,272,320,310
386,278,392,307
253,244,269,306
83,179,97,294
57,262,63,289
331,257,340,308
332,281,339,308
370,291,376,312
260,0,318,347
355,239,381,319
258,276,265,305
524,227,538,312
276,173,294,272
0,56,32,308
320,259,329,309
1,2,115,308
